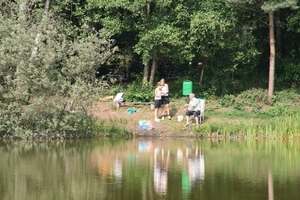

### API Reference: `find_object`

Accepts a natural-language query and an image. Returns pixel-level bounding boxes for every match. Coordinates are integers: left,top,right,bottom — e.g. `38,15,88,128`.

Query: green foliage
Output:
276,59,300,89
0,1,117,137
264,103,297,117
57,0,300,98
233,100,246,111
238,89,268,104
93,120,128,138
236,88,268,112
271,89,300,104
124,81,154,102
190,8,233,57
168,80,183,99
218,94,235,107
2,0,300,138
105,84,126,96
196,110,300,139
167,78,191,99
215,88,300,116
251,103,263,115
0,97,95,137
135,24,186,61
261,0,298,12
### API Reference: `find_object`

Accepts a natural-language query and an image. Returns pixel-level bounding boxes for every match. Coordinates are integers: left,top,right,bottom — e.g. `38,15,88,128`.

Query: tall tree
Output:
261,0,298,102
225,0,298,96
82,0,191,85
189,1,233,84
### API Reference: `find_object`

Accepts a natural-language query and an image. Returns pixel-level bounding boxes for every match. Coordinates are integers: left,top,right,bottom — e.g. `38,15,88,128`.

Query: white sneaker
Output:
161,116,165,120
155,118,160,122
168,116,171,120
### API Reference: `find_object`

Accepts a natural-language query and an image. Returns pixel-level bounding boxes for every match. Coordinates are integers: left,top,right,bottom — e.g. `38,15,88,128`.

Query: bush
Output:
238,88,268,105
0,7,116,137
0,96,97,137
124,81,154,102
218,94,235,107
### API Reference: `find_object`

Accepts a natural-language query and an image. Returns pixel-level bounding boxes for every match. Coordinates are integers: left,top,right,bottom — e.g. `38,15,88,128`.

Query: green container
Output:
182,80,193,95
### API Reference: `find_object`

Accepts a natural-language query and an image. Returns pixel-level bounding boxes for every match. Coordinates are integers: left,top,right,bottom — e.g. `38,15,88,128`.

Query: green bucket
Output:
182,80,193,95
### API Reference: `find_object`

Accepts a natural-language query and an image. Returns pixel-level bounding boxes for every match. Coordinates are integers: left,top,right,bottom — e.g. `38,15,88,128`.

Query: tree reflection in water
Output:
3,139,297,200
268,168,274,200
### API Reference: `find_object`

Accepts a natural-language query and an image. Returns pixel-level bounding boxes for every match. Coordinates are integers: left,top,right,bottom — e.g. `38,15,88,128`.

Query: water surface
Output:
0,139,299,200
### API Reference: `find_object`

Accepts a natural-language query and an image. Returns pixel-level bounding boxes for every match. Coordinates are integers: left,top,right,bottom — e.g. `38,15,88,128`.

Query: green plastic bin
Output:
182,80,193,95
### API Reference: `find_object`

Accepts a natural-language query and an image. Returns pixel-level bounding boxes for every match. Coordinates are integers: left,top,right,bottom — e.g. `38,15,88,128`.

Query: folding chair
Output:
198,99,205,123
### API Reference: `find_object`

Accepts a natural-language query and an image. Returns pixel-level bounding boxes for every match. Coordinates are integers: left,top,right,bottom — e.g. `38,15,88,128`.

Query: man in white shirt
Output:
184,93,201,126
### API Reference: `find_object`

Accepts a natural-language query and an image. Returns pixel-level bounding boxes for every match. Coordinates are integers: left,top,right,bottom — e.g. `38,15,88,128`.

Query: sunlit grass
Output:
92,119,129,138
194,112,300,140
88,88,300,140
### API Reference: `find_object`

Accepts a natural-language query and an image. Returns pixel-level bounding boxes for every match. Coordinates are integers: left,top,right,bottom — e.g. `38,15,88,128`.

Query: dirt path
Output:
90,101,199,137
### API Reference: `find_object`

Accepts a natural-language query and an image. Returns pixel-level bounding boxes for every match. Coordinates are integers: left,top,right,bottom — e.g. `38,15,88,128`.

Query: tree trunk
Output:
143,61,150,82
16,1,29,96
149,59,157,86
142,1,151,83
146,1,150,25
268,11,275,102
30,0,51,61
199,67,204,84
199,59,207,84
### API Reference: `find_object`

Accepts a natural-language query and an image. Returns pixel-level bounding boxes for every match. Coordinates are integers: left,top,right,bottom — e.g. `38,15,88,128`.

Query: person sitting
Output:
184,93,201,126
113,92,125,109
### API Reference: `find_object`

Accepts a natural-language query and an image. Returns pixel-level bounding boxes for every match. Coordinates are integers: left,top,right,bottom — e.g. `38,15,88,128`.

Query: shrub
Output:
233,100,245,111
218,94,235,107
0,7,116,137
124,81,154,102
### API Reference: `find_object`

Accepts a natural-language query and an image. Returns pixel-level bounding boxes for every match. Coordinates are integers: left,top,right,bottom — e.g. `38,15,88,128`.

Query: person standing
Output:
184,93,201,126
154,82,163,122
160,78,171,120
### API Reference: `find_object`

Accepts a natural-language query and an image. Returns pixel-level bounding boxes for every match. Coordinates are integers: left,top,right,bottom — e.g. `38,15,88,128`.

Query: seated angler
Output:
184,93,201,126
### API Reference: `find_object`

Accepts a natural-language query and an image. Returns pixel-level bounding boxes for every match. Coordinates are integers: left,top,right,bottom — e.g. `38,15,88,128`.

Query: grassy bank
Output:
185,88,300,139
194,109,300,140
2,88,300,140
93,88,300,140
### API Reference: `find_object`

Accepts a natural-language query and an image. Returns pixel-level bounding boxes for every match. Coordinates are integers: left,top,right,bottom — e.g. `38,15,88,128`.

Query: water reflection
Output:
139,140,206,198
154,148,170,195
114,159,122,186
139,141,154,152
268,168,274,200
178,146,205,198
186,146,205,184
90,144,124,189
0,139,300,200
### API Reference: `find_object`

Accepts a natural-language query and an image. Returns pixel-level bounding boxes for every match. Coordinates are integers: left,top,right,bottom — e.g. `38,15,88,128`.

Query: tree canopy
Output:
1,0,300,135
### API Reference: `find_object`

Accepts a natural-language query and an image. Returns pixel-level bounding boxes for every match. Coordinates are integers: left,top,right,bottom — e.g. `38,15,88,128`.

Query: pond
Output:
0,138,299,200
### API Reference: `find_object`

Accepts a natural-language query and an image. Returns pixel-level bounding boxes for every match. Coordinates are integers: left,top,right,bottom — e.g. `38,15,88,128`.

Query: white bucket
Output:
150,104,154,110
177,115,183,122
